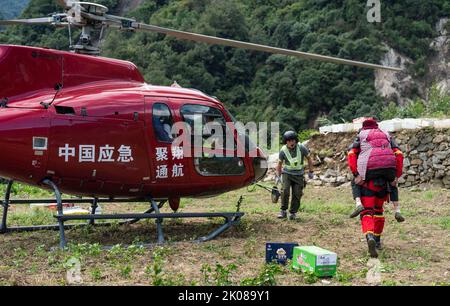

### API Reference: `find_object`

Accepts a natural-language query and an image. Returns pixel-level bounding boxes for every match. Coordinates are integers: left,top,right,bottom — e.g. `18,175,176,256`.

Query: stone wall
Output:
263,128,450,189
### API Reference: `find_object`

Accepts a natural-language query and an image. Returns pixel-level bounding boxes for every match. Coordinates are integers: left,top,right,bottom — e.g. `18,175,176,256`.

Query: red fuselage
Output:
0,45,266,199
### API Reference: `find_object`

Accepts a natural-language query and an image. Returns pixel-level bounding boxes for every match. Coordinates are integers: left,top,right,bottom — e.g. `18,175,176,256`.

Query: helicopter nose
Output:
252,156,268,182
252,147,268,182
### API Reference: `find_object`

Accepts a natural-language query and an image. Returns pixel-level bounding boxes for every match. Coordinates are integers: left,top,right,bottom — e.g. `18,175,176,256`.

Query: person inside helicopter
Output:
153,104,173,142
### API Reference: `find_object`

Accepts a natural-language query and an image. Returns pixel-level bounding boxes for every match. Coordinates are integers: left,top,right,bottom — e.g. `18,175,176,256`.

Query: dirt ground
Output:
0,185,448,286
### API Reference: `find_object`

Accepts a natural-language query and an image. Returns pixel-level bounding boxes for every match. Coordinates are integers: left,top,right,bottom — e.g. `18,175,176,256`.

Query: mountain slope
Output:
0,0,448,131
0,0,30,19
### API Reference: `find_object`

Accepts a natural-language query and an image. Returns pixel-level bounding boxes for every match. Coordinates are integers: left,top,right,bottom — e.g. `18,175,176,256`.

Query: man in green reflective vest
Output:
275,131,314,220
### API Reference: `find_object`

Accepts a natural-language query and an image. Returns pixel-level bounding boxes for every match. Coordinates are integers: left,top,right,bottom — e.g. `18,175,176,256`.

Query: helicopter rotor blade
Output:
129,22,401,72
0,17,66,26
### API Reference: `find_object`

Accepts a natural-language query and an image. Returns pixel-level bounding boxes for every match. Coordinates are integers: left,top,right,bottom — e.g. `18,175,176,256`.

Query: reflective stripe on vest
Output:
281,144,303,171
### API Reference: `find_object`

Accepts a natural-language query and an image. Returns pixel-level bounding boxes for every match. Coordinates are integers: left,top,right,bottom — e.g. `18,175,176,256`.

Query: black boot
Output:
350,205,365,218
395,212,405,223
374,235,383,250
366,233,378,258
277,210,287,219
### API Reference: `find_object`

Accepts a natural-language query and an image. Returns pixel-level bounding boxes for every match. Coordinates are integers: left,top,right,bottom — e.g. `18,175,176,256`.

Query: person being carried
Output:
347,118,405,256
348,118,405,222
276,131,314,220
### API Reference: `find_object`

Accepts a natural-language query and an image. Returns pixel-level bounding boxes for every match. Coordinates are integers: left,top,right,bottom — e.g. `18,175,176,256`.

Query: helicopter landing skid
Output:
0,180,244,248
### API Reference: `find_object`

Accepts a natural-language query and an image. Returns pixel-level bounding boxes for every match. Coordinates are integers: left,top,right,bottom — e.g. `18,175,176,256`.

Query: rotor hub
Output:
78,2,108,15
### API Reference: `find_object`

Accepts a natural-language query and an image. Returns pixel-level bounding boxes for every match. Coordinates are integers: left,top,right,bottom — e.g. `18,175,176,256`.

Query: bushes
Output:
381,85,450,120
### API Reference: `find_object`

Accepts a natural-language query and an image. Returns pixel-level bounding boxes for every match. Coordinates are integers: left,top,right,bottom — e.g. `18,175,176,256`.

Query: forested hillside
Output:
0,0,30,19
0,0,448,131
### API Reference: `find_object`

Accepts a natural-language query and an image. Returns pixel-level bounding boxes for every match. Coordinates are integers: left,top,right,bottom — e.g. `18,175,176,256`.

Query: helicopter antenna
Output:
0,0,402,71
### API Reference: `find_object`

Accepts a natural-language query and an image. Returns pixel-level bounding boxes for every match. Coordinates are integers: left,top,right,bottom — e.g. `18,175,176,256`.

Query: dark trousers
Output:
281,173,304,214
352,168,399,202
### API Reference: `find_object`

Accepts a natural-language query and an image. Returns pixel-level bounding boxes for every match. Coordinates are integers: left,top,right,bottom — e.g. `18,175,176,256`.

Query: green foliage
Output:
146,246,187,286
427,85,450,117
67,243,102,258
90,267,103,281
298,129,319,142
9,208,54,226
436,217,450,230
0,0,446,129
303,271,319,284
0,0,29,19
240,263,283,286
381,85,450,119
201,262,237,286
0,182,52,198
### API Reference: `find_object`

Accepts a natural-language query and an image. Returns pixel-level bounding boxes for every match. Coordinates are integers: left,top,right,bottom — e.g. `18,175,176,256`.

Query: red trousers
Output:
359,181,388,236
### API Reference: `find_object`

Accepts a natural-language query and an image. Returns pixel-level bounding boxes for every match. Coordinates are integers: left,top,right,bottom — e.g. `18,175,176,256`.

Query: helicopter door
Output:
145,98,187,185
179,104,246,178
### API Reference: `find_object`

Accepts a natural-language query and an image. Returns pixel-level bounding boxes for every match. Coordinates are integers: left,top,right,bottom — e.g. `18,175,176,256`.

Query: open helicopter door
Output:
174,101,249,196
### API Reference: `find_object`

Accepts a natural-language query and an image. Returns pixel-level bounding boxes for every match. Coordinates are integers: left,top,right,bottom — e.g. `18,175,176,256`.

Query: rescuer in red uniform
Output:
347,118,405,257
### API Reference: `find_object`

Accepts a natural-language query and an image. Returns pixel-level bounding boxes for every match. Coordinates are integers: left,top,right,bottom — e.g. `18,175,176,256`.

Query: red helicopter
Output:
0,1,401,247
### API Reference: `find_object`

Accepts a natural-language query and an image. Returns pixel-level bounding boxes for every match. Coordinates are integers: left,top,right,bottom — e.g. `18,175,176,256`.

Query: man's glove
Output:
275,175,281,185
308,172,314,179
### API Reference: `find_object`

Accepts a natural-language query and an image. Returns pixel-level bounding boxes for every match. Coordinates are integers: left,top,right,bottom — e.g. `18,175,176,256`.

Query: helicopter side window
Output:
152,103,173,143
180,104,244,176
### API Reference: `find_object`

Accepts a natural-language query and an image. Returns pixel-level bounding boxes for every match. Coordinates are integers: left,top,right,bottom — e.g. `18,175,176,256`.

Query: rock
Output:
417,144,428,152
419,153,427,161
324,169,338,178
442,176,450,184
313,180,323,186
409,137,419,147
433,135,445,143
324,177,337,184
403,158,411,167
399,144,408,152
407,170,417,175
438,142,449,151
435,170,446,179
336,176,347,184
432,156,441,165
398,176,406,184
433,164,445,170
341,181,352,188
324,157,334,165
411,159,423,165
434,151,449,160
422,135,433,144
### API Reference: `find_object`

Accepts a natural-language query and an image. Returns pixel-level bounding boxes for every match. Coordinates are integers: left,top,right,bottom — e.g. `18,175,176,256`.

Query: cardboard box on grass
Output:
265,242,298,265
292,246,337,277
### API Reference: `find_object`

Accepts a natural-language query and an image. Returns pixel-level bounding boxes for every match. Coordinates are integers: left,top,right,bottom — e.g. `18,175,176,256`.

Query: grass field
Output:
0,183,448,286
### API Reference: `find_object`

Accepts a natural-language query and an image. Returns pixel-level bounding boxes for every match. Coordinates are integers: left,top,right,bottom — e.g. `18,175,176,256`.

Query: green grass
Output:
0,183,53,198
303,200,352,215
8,208,55,226
0,184,448,286
436,217,450,230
